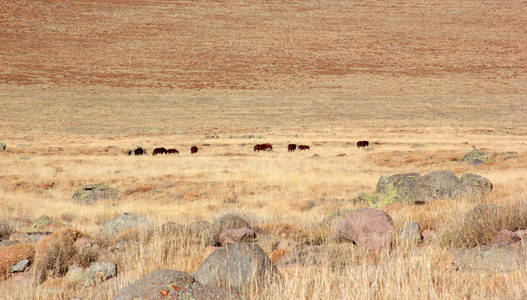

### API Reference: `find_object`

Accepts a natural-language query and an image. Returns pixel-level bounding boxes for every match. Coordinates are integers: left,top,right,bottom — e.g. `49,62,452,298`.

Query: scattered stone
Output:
0,243,35,280
98,213,153,245
218,226,256,246
210,214,251,246
453,245,524,273
469,159,485,166
0,240,19,251
9,259,29,273
193,242,277,292
83,261,116,286
205,134,220,139
490,229,521,246
461,149,494,165
414,170,460,203
497,151,518,160
422,230,437,243
0,142,5,150
514,229,527,240
335,208,395,251
9,232,49,244
352,192,396,208
319,209,354,235
399,222,423,243
72,184,119,205
452,173,493,199
311,153,320,158
20,155,30,160
64,265,85,284
28,215,58,232
112,269,240,300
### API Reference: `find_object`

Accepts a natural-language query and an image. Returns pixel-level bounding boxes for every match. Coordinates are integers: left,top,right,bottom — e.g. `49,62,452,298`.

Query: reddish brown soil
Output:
1,0,525,94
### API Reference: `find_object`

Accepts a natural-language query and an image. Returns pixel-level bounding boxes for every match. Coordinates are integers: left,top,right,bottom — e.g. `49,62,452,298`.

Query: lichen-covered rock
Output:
414,170,460,203
375,173,421,203
399,222,423,243
335,208,395,251
193,242,277,293
452,173,493,199
83,261,116,286
209,214,251,246
0,142,5,150
98,213,153,245
319,209,354,233
353,191,399,208
64,265,85,284
462,149,494,165
453,245,524,273
112,269,241,300
72,184,119,205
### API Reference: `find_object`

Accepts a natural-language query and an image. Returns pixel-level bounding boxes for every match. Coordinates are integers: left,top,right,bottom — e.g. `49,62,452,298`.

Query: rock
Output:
27,215,66,233
98,213,153,245
514,229,527,240
462,149,494,165
422,230,437,243
210,214,251,246
83,261,116,286
469,159,485,166
319,209,354,233
0,240,19,251
9,232,49,244
352,192,397,208
218,226,256,246
453,245,524,273
0,142,5,150
375,173,421,203
20,155,30,160
112,269,240,300
64,265,85,284
278,244,355,269
399,222,423,243
452,173,493,199
490,229,521,245
335,208,395,251
9,259,29,273
0,243,35,280
185,220,213,243
193,242,277,292
414,170,460,203
72,184,119,205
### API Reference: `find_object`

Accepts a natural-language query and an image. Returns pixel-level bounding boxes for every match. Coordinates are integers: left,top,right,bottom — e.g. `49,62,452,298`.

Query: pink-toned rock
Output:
218,226,256,246
422,230,437,242
335,208,395,251
514,229,527,240
490,229,521,245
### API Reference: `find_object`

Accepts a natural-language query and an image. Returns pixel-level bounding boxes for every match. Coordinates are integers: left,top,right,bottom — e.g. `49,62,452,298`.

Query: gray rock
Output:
9,232,49,244
83,261,116,286
0,142,6,150
453,245,524,273
72,184,119,205
375,173,421,203
468,159,485,166
414,170,460,203
319,209,353,233
399,222,423,243
462,149,494,165
112,269,240,300
98,213,153,244
192,242,277,292
0,240,19,250
218,226,256,246
20,155,30,160
9,259,30,273
452,173,493,199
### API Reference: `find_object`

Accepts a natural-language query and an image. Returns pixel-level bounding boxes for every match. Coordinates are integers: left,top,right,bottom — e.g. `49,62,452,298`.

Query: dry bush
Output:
0,243,35,280
440,202,527,248
0,221,14,240
33,229,82,284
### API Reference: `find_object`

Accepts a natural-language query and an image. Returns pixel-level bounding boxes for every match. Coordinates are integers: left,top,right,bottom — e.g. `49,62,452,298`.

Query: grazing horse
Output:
298,145,310,151
134,147,146,155
191,146,198,154
152,147,168,155
288,144,297,152
167,148,179,154
253,144,262,152
254,144,273,152
357,141,369,148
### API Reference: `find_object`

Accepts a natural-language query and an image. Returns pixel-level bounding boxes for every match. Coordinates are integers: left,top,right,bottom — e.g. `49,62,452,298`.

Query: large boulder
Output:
375,173,421,204
72,184,119,205
112,269,240,300
209,214,252,246
453,245,524,273
399,222,423,243
414,171,460,203
192,242,277,292
335,208,395,251
462,149,494,165
98,213,153,245
452,173,493,199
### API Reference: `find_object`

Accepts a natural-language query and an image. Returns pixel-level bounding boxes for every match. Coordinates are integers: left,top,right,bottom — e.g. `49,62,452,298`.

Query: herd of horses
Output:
127,140,369,156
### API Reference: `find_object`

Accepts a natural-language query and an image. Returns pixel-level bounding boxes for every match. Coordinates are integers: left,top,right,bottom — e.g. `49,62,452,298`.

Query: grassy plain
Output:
0,0,526,299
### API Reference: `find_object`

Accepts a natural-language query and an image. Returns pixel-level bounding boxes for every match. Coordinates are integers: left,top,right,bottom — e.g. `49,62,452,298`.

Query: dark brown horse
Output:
288,144,297,152
131,147,146,155
152,147,168,155
167,148,179,154
254,144,273,152
298,145,310,151
191,146,198,154
357,141,369,148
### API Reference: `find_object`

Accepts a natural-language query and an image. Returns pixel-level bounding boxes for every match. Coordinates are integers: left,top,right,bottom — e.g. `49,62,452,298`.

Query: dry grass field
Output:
1,0,526,299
